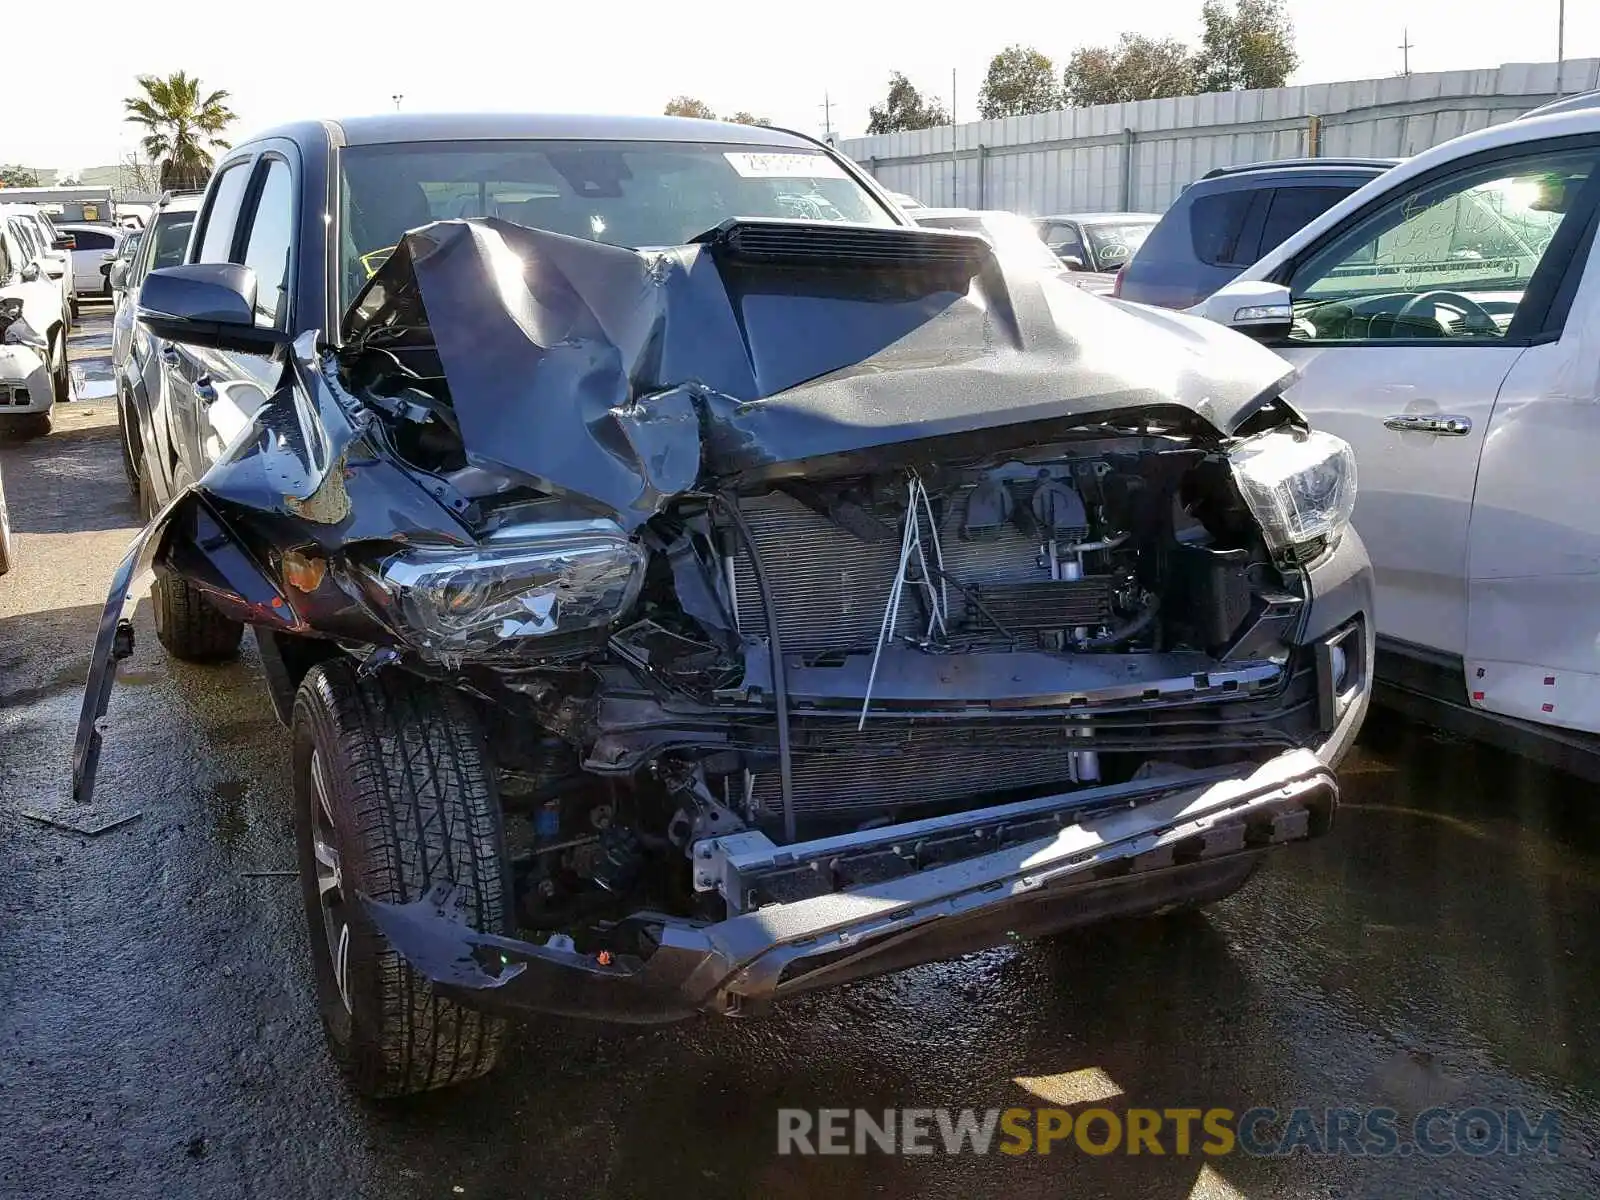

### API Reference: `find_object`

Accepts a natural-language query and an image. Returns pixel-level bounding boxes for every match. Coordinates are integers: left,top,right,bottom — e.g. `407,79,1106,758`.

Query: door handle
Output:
1383,413,1473,436
194,375,217,404
159,342,180,365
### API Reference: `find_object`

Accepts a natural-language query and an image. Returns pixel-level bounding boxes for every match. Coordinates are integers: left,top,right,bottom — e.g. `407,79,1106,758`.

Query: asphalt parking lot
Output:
3,309,1600,1199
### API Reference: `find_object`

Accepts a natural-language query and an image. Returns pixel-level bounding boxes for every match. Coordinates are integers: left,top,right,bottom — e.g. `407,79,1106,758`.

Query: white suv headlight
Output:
356,520,644,661
1228,428,1357,562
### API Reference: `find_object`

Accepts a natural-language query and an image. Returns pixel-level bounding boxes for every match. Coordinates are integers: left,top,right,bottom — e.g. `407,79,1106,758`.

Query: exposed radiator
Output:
728,488,1103,820
750,721,1090,819
730,489,1108,656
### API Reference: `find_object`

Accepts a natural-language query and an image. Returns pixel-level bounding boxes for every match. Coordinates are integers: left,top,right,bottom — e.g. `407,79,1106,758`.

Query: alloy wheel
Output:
308,749,353,1014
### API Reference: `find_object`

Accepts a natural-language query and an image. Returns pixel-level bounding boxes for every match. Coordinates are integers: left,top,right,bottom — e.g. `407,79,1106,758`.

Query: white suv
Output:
1195,105,1600,770
54,223,127,299
0,216,70,436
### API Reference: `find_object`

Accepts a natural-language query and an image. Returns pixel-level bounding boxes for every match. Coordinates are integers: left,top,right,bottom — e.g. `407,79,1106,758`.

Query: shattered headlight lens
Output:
362,522,645,660
1228,428,1357,562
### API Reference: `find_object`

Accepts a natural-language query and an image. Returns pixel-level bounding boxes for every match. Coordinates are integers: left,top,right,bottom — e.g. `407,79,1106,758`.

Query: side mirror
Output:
138,264,291,354
53,234,77,251
1199,279,1294,340
109,261,129,289
19,262,41,283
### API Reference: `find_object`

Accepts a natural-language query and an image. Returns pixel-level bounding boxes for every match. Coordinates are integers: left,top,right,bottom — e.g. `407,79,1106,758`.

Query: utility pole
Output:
951,68,959,206
1557,0,1567,96
820,91,833,138
392,94,404,111
1398,28,1414,77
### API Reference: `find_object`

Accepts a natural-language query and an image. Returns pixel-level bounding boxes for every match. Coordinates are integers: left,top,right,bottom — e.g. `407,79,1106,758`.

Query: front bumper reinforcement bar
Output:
363,748,1335,1023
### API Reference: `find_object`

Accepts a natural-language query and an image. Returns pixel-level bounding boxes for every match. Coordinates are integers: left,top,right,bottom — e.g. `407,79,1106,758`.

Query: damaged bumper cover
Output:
364,748,1335,1022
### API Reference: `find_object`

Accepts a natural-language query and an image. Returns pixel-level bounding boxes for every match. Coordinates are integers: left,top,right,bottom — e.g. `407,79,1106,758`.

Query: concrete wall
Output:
840,59,1600,216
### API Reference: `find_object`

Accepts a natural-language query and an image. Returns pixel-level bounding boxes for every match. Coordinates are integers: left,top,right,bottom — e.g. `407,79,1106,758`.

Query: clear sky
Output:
9,0,1595,172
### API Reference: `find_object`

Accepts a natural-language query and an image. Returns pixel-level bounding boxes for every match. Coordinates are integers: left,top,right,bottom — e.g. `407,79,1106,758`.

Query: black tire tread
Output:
296,661,508,1098
152,573,244,661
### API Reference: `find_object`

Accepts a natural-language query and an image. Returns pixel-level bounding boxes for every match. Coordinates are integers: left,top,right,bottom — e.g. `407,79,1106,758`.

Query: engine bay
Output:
418,430,1317,945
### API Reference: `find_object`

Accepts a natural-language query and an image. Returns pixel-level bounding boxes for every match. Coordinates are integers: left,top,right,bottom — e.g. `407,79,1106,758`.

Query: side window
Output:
238,158,296,329
1190,188,1269,267
1044,222,1085,260
1259,187,1355,259
193,161,253,263
72,229,115,251
9,220,37,261
140,213,197,286
1288,146,1600,342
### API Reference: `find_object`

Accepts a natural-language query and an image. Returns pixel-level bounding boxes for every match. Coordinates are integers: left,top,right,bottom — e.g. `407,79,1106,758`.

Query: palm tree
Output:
123,72,237,191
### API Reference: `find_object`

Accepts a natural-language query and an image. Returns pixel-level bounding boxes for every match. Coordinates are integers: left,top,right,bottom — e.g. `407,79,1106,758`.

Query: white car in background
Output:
0,204,77,324
1195,101,1600,772
53,223,126,299
0,215,70,437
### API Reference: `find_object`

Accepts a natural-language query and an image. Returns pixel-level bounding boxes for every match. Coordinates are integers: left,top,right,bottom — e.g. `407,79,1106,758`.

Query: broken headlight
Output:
1228,428,1357,563
357,521,645,660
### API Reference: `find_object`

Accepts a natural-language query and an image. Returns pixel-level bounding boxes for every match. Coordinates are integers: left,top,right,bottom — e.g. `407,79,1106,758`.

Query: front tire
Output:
49,328,68,407
152,572,244,661
291,660,510,1099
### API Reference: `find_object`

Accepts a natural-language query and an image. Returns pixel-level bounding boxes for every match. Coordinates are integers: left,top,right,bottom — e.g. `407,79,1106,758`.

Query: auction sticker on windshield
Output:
724,152,847,179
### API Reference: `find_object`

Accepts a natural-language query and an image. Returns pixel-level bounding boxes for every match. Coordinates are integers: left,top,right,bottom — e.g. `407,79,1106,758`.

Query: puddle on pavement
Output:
207,777,255,853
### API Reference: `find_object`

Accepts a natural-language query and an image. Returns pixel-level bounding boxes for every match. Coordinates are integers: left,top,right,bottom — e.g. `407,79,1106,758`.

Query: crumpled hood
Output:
344,217,1295,530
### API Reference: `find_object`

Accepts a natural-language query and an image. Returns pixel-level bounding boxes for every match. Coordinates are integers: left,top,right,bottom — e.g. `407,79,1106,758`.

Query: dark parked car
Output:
109,191,202,499
1116,157,1400,309
76,112,1373,1098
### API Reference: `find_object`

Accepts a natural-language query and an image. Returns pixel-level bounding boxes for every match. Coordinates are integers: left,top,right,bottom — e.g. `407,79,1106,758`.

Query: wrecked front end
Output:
75,217,1371,1020
0,301,51,413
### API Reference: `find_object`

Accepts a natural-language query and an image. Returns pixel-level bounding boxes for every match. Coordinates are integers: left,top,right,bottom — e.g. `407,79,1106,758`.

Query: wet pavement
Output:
3,310,1600,1198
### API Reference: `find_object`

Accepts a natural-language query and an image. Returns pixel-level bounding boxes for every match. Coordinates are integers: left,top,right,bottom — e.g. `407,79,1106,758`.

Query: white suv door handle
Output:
1384,413,1473,436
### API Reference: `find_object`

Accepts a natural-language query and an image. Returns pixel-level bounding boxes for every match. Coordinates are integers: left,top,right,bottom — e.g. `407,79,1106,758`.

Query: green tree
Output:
727,111,773,127
664,96,717,119
1193,0,1298,92
123,71,237,191
1062,34,1199,106
0,166,41,188
978,45,1061,120
866,72,948,134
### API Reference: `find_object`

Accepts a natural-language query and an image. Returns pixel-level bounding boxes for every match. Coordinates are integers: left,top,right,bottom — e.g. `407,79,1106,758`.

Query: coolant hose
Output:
714,495,796,844
1079,593,1161,649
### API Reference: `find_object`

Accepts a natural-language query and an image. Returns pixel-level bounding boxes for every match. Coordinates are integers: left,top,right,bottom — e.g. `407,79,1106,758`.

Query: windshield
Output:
150,212,196,271
337,139,896,309
1082,221,1153,267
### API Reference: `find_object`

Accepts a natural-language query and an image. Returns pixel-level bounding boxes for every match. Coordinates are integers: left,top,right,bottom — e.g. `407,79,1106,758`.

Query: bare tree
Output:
120,153,160,194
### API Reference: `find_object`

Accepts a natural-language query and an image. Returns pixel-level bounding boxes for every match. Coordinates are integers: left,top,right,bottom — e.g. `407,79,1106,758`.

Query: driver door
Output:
1265,139,1600,659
